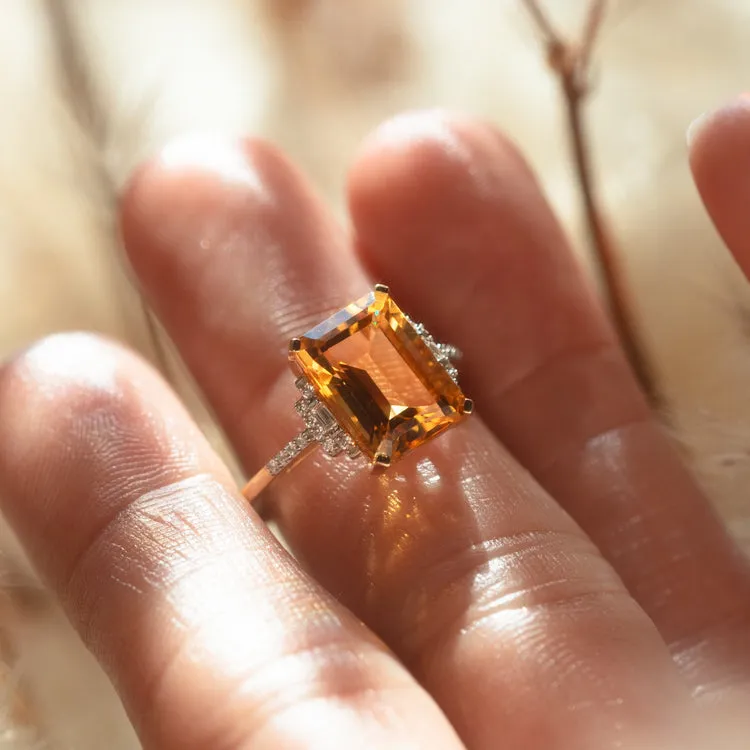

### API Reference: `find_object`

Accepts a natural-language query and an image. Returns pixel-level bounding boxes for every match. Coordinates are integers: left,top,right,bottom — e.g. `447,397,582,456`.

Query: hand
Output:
1,108,749,750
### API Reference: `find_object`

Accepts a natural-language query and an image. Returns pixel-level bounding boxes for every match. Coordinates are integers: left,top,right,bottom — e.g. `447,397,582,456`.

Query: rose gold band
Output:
241,441,317,518
241,467,274,516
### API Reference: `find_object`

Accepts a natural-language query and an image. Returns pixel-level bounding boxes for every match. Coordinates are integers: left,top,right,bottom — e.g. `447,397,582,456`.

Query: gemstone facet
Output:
291,289,469,464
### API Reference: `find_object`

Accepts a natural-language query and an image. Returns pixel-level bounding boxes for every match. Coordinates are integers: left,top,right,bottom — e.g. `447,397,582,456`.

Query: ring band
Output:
241,284,473,515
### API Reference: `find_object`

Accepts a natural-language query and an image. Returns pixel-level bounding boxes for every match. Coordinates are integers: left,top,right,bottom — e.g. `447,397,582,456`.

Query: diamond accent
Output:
266,379,363,475
405,316,461,382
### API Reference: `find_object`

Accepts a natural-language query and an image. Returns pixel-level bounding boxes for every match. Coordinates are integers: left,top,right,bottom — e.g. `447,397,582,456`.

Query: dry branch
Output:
522,0,659,405
43,0,173,385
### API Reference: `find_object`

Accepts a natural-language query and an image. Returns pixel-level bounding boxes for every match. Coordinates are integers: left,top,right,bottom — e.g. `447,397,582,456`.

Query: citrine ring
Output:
241,284,473,514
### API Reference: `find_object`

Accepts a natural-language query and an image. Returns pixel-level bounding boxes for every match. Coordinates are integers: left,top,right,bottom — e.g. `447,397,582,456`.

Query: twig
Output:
521,0,660,406
522,0,559,44
42,0,173,384
579,0,606,71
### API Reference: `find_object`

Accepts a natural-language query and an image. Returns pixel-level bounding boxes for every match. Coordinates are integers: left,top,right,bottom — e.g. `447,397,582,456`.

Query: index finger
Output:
0,335,463,750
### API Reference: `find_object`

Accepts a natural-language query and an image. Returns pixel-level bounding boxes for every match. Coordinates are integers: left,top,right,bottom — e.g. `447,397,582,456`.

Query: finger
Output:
348,111,750,698
0,335,464,750
689,95,750,279
122,135,689,749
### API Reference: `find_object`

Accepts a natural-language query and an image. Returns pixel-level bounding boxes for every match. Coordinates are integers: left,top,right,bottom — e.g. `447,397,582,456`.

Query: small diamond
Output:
311,405,336,431
295,398,313,417
322,437,342,456
345,435,361,458
295,376,316,397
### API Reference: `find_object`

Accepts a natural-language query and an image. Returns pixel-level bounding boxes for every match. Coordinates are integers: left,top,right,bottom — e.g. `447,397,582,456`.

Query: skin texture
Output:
348,114,750,693
0,109,748,749
0,335,463,750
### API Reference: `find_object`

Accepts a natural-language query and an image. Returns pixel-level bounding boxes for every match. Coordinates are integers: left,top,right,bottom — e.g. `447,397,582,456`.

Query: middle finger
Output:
121,136,687,748
348,112,750,697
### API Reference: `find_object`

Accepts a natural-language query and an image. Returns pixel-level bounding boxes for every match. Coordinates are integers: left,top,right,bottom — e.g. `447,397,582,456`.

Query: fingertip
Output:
346,109,581,366
347,110,563,310
0,333,212,580
0,333,138,469
348,110,529,238
119,132,355,356
119,134,332,288
686,111,711,153
351,109,481,175
688,95,750,172
119,135,284,278
688,95,750,279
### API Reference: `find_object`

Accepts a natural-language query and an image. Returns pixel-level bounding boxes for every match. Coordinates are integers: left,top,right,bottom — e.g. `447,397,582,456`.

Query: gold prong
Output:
374,453,392,467
374,438,393,467
374,283,390,294
463,398,474,415
289,338,302,352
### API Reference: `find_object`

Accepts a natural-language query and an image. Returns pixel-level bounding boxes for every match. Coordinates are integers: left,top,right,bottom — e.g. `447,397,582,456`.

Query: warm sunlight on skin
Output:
1,104,749,749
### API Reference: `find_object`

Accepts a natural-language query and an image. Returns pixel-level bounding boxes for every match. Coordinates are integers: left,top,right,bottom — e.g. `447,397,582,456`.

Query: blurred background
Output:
0,1,749,746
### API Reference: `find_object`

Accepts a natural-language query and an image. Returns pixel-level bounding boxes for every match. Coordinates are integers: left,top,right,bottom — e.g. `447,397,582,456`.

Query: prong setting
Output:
374,283,390,294
272,297,472,476
373,438,393,468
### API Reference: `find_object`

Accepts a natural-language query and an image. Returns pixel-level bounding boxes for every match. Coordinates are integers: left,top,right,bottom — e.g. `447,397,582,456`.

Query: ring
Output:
242,284,473,515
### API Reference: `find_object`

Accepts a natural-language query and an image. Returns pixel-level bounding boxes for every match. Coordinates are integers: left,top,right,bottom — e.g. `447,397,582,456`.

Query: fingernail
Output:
686,111,710,149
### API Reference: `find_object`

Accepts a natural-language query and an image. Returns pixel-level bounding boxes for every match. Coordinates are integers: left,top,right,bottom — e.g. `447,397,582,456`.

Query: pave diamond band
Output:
242,285,472,515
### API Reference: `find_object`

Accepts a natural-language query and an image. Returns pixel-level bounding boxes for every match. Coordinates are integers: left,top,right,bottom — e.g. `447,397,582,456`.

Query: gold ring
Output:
242,284,473,516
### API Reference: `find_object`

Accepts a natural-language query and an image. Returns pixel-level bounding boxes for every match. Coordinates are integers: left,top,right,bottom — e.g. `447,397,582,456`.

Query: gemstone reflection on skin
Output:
291,289,469,464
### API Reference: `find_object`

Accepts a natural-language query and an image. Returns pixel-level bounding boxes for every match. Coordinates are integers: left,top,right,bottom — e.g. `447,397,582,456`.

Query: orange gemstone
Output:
291,289,469,464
